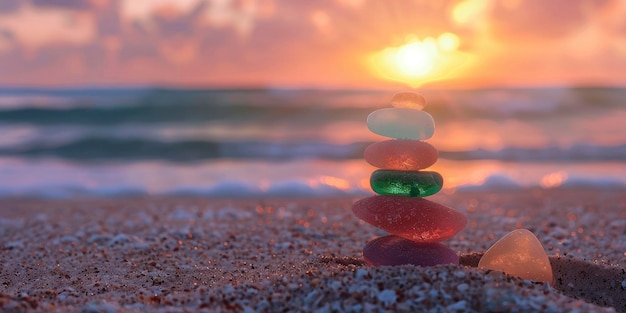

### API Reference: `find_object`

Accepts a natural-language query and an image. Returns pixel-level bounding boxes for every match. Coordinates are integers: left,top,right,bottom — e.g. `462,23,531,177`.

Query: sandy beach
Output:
1,188,625,312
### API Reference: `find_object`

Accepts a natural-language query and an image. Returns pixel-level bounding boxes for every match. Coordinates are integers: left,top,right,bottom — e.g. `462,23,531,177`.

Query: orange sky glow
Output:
1,0,625,88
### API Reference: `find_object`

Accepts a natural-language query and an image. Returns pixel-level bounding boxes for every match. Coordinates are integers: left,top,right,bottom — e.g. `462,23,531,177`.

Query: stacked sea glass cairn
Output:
352,92,467,267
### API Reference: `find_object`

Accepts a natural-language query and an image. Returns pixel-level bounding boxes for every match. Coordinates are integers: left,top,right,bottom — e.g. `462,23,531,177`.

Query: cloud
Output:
120,0,203,25
595,0,626,35
196,0,274,37
117,0,272,38
152,6,203,36
0,0,625,87
95,0,122,36
0,1,21,13
31,0,92,10
488,0,610,41
335,0,365,9
0,3,96,51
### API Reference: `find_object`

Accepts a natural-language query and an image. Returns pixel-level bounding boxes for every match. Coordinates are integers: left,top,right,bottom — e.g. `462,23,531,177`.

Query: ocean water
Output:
0,87,625,198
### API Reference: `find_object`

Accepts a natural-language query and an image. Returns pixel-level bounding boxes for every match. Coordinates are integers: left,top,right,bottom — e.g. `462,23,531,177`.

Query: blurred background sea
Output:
0,86,624,198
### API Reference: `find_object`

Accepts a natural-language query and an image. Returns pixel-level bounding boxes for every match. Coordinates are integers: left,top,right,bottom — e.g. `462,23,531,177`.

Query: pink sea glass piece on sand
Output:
363,235,459,267
364,140,438,170
390,92,427,110
478,229,553,284
351,195,467,242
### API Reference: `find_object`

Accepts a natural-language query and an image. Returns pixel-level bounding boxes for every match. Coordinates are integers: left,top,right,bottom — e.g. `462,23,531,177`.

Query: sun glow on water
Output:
367,32,464,87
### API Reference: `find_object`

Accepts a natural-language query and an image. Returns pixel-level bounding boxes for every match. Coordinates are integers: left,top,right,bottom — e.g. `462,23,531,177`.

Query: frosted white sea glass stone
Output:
367,108,435,140
478,229,553,284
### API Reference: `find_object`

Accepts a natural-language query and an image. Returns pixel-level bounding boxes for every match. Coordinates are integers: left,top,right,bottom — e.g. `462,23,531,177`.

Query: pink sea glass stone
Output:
390,92,427,110
364,140,438,170
478,229,554,284
351,195,467,242
363,235,459,267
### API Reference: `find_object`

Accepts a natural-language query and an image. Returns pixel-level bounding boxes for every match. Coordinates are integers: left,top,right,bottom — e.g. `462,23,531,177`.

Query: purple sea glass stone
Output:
363,235,459,267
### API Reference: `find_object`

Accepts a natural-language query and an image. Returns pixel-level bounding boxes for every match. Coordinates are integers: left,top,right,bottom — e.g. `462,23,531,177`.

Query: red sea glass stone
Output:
351,195,467,242
363,235,459,267
364,140,438,170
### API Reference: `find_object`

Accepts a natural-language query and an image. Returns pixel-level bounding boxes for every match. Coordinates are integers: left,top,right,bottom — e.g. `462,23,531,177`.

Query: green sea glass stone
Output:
370,170,443,197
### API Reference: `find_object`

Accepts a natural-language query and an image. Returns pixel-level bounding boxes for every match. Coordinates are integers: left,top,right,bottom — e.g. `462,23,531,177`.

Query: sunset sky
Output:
1,0,625,88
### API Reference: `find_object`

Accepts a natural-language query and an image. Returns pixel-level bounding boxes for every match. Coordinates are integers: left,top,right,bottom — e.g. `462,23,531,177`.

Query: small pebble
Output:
457,283,469,292
355,269,369,279
377,289,397,306
390,91,427,110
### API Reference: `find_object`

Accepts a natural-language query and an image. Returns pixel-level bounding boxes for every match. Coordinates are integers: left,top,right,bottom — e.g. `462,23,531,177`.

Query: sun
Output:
395,41,435,77
367,32,464,87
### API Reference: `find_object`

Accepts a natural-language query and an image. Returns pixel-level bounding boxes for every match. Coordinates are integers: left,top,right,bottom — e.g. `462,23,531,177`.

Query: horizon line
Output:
0,83,625,92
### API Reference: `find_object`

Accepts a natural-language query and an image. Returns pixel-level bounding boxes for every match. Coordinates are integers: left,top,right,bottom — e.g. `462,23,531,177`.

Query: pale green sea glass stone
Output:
367,108,435,140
